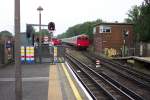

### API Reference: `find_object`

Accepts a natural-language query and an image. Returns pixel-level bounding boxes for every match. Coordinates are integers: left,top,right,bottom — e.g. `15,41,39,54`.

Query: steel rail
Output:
83,52,150,88
66,59,98,100
82,52,149,100
66,54,134,100
66,55,115,100
93,53,150,83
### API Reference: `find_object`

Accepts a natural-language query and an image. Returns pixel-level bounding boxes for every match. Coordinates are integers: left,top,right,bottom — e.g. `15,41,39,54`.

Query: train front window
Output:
78,37,81,40
83,37,87,40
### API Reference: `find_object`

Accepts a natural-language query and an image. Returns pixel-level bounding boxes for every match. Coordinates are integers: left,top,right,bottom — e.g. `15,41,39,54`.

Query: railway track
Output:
80,52,150,100
97,54,150,82
66,53,143,100
83,52,150,86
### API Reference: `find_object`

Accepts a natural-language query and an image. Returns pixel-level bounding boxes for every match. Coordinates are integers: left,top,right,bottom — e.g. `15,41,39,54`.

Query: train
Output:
51,38,62,45
61,34,90,49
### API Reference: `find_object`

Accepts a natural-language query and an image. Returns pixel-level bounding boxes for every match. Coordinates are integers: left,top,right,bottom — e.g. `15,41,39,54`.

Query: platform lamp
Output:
37,6,43,32
37,6,43,63
37,6,43,45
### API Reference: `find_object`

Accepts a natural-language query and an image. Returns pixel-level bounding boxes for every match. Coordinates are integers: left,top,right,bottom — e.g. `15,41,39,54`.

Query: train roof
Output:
61,34,89,40
71,34,88,38
77,34,88,37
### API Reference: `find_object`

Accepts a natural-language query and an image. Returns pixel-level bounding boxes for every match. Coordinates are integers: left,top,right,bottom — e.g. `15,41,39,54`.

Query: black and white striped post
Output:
96,59,101,68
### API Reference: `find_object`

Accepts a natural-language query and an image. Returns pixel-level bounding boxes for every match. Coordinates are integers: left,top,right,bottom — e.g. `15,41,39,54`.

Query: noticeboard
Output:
6,43,12,48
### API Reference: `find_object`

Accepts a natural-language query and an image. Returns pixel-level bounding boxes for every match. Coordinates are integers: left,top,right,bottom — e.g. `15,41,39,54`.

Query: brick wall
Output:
93,23,134,56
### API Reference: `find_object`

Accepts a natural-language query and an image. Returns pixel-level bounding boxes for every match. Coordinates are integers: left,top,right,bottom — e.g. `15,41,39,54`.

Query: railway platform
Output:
47,62,90,100
0,62,91,100
113,56,150,65
112,56,150,74
133,56,150,63
114,56,150,62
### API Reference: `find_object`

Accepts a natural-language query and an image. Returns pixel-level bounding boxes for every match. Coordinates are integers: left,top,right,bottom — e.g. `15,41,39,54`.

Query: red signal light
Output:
48,22,55,31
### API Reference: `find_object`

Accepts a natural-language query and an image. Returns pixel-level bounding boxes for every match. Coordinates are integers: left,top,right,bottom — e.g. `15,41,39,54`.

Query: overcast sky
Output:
0,0,143,36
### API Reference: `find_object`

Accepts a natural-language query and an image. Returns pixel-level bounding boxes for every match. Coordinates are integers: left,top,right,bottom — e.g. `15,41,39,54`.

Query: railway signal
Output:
123,30,129,37
123,30,129,57
48,22,55,31
26,25,33,38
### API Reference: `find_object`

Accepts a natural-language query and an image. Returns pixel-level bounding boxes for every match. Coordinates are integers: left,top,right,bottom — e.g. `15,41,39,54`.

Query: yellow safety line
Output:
48,64,63,100
61,63,82,100
47,65,51,100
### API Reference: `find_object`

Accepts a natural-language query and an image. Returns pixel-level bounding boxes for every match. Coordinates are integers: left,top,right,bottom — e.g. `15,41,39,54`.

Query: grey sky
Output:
0,0,143,36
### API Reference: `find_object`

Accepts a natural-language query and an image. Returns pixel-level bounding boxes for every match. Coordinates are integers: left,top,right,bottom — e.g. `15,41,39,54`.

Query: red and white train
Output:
61,34,90,49
51,38,61,45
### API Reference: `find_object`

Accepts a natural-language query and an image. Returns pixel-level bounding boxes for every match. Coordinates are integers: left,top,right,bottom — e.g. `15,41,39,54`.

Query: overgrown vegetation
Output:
35,29,50,36
57,19,103,41
124,0,150,42
0,30,12,37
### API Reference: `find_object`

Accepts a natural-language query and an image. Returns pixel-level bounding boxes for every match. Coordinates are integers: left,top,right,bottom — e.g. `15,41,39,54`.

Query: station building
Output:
93,22,134,57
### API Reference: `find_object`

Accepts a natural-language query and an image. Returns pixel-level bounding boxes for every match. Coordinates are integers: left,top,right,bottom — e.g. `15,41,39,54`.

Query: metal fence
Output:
34,44,65,63
134,42,150,57
0,44,5,64
0,43,14,66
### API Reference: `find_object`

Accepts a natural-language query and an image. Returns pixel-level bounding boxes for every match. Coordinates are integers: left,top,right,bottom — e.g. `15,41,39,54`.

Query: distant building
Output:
93,23,134,57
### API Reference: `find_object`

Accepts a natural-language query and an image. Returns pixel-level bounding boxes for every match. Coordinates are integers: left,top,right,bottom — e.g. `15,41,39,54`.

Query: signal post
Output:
48,22,56,64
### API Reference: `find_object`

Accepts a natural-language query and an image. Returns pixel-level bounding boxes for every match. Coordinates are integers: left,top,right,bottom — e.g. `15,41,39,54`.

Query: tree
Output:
57,19,103,41
144,0,150,5
138,0,150,42
36,29,50,36
0,30,12,37
125,0,150,42
127,5,141,42
125,5,141,24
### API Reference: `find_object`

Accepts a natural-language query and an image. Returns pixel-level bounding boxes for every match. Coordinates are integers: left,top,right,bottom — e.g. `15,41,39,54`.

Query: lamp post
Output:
15,0,22,100
37,6,43,32
37,6,43,63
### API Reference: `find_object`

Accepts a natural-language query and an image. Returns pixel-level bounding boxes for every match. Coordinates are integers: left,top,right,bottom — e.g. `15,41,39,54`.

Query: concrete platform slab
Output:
0,63,90,100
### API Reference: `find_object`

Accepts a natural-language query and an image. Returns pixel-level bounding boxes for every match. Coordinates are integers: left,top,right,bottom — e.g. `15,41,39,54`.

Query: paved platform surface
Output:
142,57,150,61
113,56,150,64
0,63,89,100
134,56,150,62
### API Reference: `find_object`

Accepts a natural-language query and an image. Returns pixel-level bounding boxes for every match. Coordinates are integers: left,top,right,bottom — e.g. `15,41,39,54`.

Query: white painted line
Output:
65,61,93,100
61,63,82,100
0,77,49,82
22,77,49,81
0,78,15,81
